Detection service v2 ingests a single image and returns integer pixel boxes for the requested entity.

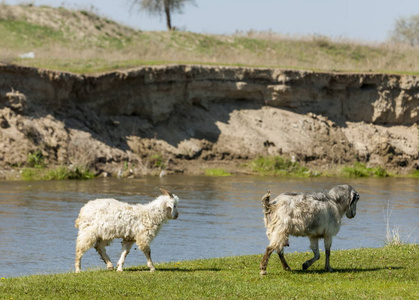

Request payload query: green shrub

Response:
[150,154,165,168]
[410,170,419,177]
[45,166,95,180]
[21,165,95,180]
[69,166,95,180]
[251,155,315,176]
[204,168,232,176]
[44,166,70,180]
[21,168,38,180]
[26,150,45,168]
[342,162,389,177]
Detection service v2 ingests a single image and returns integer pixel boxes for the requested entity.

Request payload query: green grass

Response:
[251,155,318,177]
[341,162,390,178]
[0,19,66,49]
[45,166,95,180]
[26,150,45,168]
[409,170,419,177]
[1,245,417,299]
[12,58,175,74]
[204,168,232,176]
[21,150,95,180]
[21,165,95,180]
[1,4,419,75]
[149,154,165,168]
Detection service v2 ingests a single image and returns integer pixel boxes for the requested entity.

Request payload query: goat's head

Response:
[329,185,360,218]
[345,186,360,219]
[160,188,179,219]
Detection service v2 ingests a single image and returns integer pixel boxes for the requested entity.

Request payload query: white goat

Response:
[75,188,179,273]
[260,184,359,275]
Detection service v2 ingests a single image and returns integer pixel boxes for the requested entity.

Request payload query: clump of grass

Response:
[21,165,95,180]
[341,162,389,177]
[410,170,419,177]
[22,150,46,179]
[21,167,38,180]
[384,202,402,247]
[44,166,95,180]
[251,155,316,176]
[204,168,232,176]
[149,154,164,168]
[384,201,417,247]
[26,150,45,168]
[22,148,95,180]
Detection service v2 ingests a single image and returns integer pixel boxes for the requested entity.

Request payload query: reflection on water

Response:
[0,176,418,277]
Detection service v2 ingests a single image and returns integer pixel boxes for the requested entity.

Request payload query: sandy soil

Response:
[0,64,418,179]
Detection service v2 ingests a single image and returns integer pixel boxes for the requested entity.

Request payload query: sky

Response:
[4,0,419,42]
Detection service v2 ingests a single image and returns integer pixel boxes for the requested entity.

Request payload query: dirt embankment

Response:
[0,63,418,177]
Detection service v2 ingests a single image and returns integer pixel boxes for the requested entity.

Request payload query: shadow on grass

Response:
[124,266,222,272]
[292,266,403,274]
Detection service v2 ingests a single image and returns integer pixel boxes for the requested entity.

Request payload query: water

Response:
[0,176,418,278]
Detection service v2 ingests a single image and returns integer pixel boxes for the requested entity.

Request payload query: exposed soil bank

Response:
[0,63,418,178]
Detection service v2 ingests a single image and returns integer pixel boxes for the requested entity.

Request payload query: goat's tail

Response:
[75,217,81,228]
[261,190,271,213]
[261,190,271,227]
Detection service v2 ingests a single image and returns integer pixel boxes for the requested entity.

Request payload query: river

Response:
[0,176,418,277]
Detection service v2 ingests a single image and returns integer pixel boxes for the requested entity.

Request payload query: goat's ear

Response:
[160,188,174,198]
[349,189,359,206]
[166,201,174,210]
[166,201,176,218]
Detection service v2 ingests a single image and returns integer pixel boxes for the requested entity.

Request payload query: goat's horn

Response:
[159,188,174,198]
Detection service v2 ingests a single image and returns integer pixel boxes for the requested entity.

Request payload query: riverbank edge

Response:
[1,64,418,179]
[1,157,418,181]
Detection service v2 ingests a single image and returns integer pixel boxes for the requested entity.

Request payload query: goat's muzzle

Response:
[346,211,356,219]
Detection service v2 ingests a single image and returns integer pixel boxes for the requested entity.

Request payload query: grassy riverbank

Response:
[1,245,417,299]
[1,4,418,74]
[8,156,419,181]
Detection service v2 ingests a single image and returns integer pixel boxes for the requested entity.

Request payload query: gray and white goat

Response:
[75,188,179,273]
[260,184,359,275]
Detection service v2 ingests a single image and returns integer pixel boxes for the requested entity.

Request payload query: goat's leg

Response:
[75,246,87,273]
[324,236,334,272]
[277,234,291,270]
[302,237,320,270]
[116,240,135,272]
[94,240,114,270]
[277,248,291,271]
[260,246,275,275]
[75,232,97,273]
[141,245,156,272]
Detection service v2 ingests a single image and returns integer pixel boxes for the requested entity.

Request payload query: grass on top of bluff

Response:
[1,4,418,74]
[0,245,417,299]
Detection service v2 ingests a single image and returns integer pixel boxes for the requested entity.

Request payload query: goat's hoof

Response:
[325,267,334,272]
[260,270,267,276]
[149,268,156,273]
[75,269,81,273]
[107,266,114,270]
[116,268,123,272]
[283,266,291,271]
[302,263,309,270]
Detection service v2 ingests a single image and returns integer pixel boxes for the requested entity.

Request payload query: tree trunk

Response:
[164,1,172,31]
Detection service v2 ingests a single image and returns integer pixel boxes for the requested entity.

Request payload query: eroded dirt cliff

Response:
[0,63,418,177]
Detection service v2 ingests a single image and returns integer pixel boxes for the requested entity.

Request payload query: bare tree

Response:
[130,0,195,31]
[390,14,419,46]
